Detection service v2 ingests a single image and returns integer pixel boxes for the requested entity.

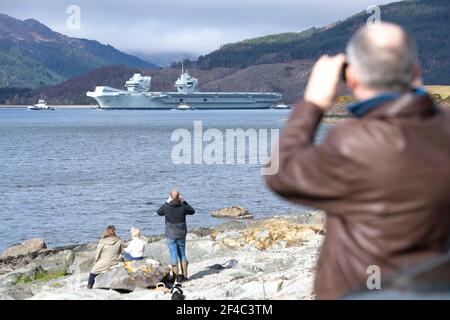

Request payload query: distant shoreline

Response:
[0,104,351,123]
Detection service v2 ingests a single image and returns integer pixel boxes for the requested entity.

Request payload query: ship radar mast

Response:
[175,61,198,93]
[125,73,151,92]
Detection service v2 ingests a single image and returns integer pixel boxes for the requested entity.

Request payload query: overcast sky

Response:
[2,0,394,58]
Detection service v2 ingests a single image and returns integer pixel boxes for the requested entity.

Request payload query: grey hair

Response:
[346,26,417,92]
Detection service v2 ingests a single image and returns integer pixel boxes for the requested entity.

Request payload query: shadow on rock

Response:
[190,259,238,281]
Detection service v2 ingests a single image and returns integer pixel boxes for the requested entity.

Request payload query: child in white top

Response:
[123,227,145,261]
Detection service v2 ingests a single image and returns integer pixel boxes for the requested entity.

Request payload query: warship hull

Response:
[87,87,281,109]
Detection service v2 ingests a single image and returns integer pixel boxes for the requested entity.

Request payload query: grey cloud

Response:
[1,0,394,57]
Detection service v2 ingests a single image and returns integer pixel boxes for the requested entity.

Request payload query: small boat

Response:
[27,99,55,110]
[176,103,193,110]
[272,103,290,110]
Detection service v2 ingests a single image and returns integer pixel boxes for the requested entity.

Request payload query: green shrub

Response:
[14,270,66,285]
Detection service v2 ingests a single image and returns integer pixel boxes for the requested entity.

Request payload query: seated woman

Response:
[87,225,124,289]
[123,227,145,261]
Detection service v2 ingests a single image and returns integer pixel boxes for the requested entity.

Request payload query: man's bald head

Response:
[170,190,180,201]
[364,23,406,48]
[346,22,418,92]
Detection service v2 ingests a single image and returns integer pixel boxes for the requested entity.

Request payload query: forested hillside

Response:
[0,14,156,88]
[196,0,450,84]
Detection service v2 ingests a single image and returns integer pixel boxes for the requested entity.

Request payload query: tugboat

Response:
[272,103,290,110]
[176,103,193,110]
[27,99,55,110]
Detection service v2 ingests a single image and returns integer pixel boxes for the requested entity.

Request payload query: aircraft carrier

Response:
[86,67,282,109]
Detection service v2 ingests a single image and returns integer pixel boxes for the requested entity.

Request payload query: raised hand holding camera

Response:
[304,53,346,110]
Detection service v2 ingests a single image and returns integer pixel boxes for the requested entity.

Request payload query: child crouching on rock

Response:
[87,225,124,289]
[123,227,145,261]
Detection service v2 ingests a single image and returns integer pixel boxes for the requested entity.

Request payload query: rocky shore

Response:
[0,211,324,300]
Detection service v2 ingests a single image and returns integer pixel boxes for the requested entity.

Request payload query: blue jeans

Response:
[123,252,144,261]
[167,238,187,265]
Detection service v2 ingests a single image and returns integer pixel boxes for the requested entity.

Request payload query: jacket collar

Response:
[169,200,182,207]
[347,88,437,119]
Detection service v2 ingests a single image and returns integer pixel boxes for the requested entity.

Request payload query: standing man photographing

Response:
[157,190,195,282]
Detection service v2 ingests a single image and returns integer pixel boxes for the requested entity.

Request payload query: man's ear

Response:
[345,65,358,91]
[411,63,422,88]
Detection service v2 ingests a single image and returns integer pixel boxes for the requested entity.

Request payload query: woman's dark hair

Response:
[102,225,117,239]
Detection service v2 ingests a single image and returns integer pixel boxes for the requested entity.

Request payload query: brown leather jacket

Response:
[265,93,450,299]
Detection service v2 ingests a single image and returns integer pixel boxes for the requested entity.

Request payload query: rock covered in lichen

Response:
[212,218,324,250]
[212,206,253,219]
[94,260,170,292]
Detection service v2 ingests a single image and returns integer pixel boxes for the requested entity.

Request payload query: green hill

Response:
[0,14,157,89]
[196,0,450,85]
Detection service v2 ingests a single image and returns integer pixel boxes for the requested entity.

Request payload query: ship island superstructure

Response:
[86,66,282,109]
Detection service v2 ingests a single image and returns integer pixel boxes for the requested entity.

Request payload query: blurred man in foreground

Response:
[266,22,450,299]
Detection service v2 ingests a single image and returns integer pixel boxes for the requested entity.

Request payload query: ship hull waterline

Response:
[87,90,282,110]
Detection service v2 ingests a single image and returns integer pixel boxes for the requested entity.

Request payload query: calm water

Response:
[0,108,330,251]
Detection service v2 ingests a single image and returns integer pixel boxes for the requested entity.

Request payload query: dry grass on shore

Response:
[424,85,450,99]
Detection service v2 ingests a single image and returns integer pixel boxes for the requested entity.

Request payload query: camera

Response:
[341,62,349,83]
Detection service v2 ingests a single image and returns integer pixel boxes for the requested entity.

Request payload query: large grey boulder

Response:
[0,264,45,287]
[0,264,14,275]
[0,246,76,276]
[94,267,135,292]
[212,206,253,219]
[1,284,36,300]
[38,250,74,275]
[94,260,170,292]
[143,241,170,265]
[68,255,95,275]
[143,234,212,261]
[187,238,228,262]
[1,239,47,258]
[144,236,230,264]
[68,249,96,275]
[132,265,170,289]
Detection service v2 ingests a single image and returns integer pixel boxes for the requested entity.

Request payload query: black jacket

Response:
[157,200,195,239]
